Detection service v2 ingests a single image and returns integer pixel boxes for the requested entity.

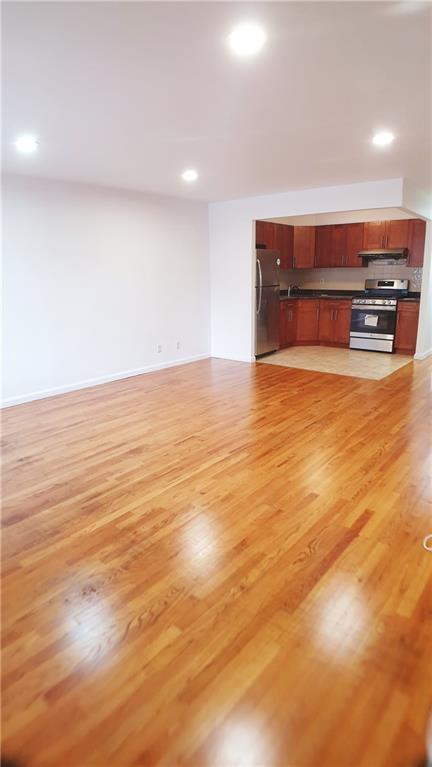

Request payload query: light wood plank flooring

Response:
[2,357,431,767]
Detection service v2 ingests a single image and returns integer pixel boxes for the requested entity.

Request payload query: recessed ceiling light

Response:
[228,23,267,57]
[14,135,39,154]
[372,131,395,147]
[182,169,198,182]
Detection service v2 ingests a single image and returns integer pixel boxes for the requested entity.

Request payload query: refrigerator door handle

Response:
[256,258,263,314]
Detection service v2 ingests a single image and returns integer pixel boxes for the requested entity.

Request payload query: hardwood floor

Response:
[2,357,431,767]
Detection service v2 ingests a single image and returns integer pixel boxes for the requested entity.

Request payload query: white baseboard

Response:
[414,349,432,360]
[1,353,210,408]
[211,353,254,363]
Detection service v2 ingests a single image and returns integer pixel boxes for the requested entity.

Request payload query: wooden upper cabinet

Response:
[331,225,347,267]
[315,226,332,268]
[385,219,410,249]
[315,223,365,268]
[256,221,294,269]
[279,225,294,269]
[293,226,316,269]
[363,219,411,250]
[394,302,420,354]
[256,221,276,249]
[363,221,386,250]
[407,219,426,267]
[345,223,365,267]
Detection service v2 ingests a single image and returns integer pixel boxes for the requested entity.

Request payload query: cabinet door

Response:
[296,300,319,341]
[331,225,347,267]
[363,221,386,249]
[279,224,294,269]
[279,302,288,348]
[293,227,316,269]
[318,302,333,341]
[284,301,297,346]
[333,302,352,344]
[394,303,420,353]
[256,221,276,249]
[385,219,409,249]
[407,219,426,267]
[315,226,332,268]
[345,223,365,267]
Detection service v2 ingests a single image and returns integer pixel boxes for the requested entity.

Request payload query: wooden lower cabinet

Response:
[318,300,351,345]
[394,302,420,354]
[279,300,297,348]
[296,300,319,342]
[281,298,420,353]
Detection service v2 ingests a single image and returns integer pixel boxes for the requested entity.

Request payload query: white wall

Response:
[209,178,407,362]
[267,206,413,227]
[414,220,432,359]
[2,175,210,405]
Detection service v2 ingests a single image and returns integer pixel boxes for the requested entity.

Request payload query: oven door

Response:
[350,305,397,339]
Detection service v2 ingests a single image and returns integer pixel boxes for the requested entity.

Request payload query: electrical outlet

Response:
[176,341,180,350]
[157,344,162,353]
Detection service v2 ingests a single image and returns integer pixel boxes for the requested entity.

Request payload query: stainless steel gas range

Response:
[349,279,409,353]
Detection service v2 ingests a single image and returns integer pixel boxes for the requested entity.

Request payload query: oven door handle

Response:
[352,305,396,312]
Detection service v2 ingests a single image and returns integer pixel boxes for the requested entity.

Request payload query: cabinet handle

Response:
[293,257,296,268]
[316,308,319,321]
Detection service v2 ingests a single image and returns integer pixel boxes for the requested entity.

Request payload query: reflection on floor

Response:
[257,345,413,380]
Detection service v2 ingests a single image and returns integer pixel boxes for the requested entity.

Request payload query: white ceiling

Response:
[2,1,431,203]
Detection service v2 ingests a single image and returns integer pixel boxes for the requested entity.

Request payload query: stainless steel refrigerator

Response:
[255,250,280,357]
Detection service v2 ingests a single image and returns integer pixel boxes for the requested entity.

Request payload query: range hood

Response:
[358,248,408,260]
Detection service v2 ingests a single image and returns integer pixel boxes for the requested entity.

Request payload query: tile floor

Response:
[257,346,414,380]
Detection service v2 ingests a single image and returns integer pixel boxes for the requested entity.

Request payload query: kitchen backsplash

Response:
[280,264,423,292]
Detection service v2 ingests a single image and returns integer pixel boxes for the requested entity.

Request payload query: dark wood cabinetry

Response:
[282,297,421,353]
[385,219,410,249]
[344,223,365,268]
[315,226,332,268]
[256,221,276,250]
[296,300,319,342]
[293,227,316,269]
[279,300,297,348]
[314,223,365,268]
[318,300,351,345]
[363,221,385,250]
[364,219,411,250]
[259,217,425,271]
[255,221,293,269]
[331,225,346,267]
[394,302,420,354]
[279,225,294,269]
[407,219,426,267]
[363,218,425,266]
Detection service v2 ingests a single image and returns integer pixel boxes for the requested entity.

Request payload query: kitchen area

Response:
[255,212,425,376]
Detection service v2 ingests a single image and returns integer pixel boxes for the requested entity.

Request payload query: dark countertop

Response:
[280,289,421,302]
